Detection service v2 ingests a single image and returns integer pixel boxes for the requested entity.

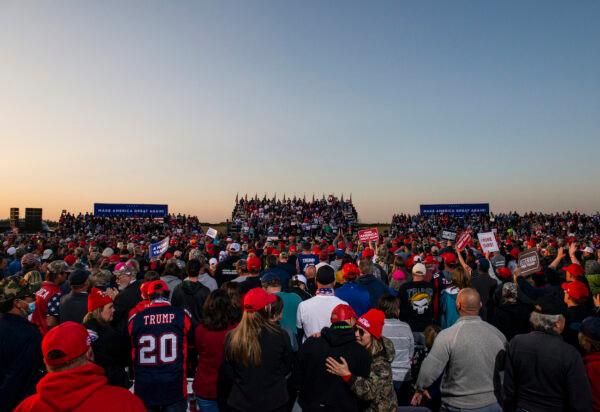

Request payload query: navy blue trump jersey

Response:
[129,299,192,407]
[297,253,319,273]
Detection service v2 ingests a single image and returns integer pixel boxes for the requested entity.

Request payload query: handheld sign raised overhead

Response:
[358,228,379,243]
[149,237,170,260]
[441,230,457,241]
[477,232,500,253]
[518,249,541,276]
[455,231,472,250]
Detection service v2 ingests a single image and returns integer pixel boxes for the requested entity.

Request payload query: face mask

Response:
[27,302,36,315]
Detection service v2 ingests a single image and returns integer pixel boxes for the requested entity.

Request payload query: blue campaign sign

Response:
[93,203,168,218]
[149,237,170,260]
[420,203,490,216]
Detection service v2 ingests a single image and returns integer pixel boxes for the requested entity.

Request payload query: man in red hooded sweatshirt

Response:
[15,321,145,412]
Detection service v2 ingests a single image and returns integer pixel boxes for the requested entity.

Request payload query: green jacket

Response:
[349,336,398,412]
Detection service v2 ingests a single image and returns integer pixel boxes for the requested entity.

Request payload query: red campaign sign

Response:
[358,228,379,243]
[455,231,472,249]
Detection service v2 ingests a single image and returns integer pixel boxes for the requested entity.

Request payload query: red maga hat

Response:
[243,287,276,312]
[42,322,91,367]
[562,263,585,277]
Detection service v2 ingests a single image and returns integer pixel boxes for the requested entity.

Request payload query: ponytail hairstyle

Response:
[226,304,278,367]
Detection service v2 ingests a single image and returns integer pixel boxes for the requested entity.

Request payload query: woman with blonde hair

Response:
[223,287,292,412]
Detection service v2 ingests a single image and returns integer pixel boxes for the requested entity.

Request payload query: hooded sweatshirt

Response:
[295,322,371,412]
[15,363,145,412]
[171,279,210,326]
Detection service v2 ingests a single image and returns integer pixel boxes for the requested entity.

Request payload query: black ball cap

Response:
[69,270,90,287]
[316,265,335,285]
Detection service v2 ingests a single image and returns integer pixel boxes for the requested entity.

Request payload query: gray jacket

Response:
[381,319,414,382]
[416,315,506,409]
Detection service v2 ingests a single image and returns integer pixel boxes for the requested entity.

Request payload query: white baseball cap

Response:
[583,246,594,254]
[42,249,54,260]
[7,247,17,256]
[209,258,218,266]
[292,274,308,286]
[412,263,427,276]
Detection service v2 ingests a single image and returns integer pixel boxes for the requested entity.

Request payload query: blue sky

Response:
[1,1,599,222]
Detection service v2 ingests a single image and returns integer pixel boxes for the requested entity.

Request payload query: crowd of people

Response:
[1,209,600,412]
[230,195,358,239]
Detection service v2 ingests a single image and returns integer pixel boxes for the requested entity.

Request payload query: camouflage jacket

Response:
[350,336,398,412]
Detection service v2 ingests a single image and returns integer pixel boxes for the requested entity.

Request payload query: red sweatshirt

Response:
[584,352,600,412]
[193,323,236,399]
[15,363,146,412]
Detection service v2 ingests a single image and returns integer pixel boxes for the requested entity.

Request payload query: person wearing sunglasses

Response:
[325,308,398,412]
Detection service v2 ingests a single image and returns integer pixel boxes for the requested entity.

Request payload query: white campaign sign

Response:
[441,230,457,241]
[206,228,218,239]
[477,232,499,253]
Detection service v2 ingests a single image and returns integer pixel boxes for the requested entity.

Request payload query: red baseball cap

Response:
[496,267,512,280]
[42,322,91,367]
[342,263,360,279]
[146,279,169,296]
[243,287,276,312]
[362,248,375,259]
[330,304,357,323]
[87,288,113,312]
[289,245,297,253]
[562,263,585,277]
[319,250,329,261]
[442,252,456,265]
[562,281,590,300]
[326,245,335,254]
[247,256,262,271]
[424,255,437,265]
[337,241,346,250]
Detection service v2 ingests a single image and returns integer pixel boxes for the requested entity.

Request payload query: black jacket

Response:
[294,322,371,412]
[356,274,391,308]
[470,272,497,321]
[504,331,592,412]
[0,313,44,412]
[290,286,312,301]
[171,280,210,327]
[491,302,532,341]
[238,277,262,296]
[60,291,88,324]
[111,280,142,335]
[564,304,593,350]
[223,326,292,412]
[83,317,131,388]
[216,255,241,286]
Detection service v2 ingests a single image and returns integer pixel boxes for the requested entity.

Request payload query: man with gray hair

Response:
[503,294,592,412]
[412,288,506,411]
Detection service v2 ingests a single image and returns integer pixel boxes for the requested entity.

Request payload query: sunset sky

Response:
[1,1,599,223]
